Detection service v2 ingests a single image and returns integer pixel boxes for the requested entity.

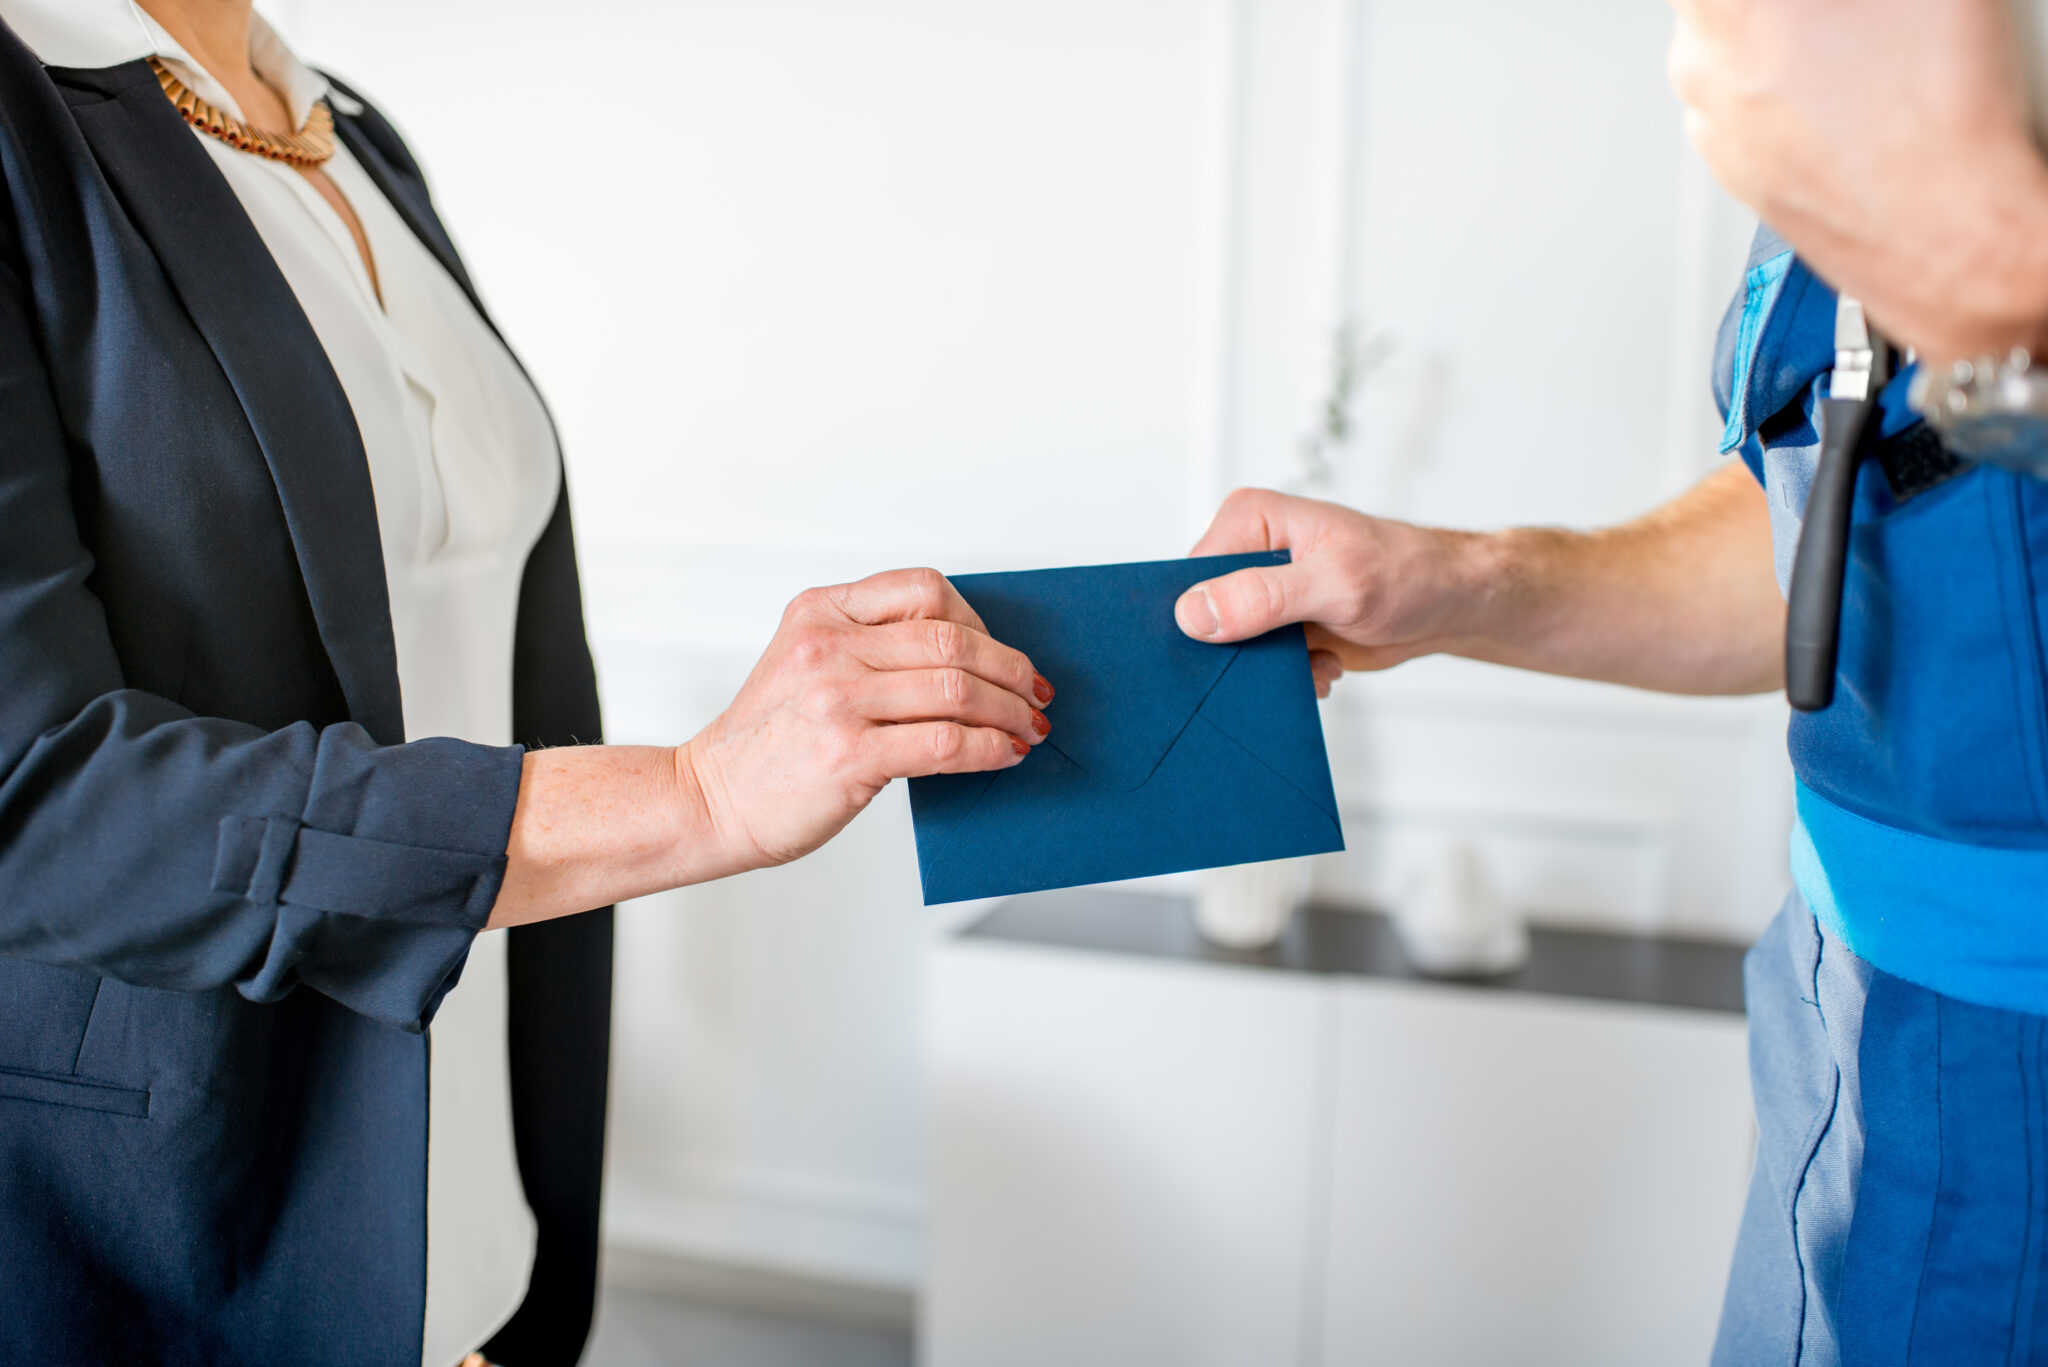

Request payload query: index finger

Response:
[1189,487,1289,558]
[827,567,990,636]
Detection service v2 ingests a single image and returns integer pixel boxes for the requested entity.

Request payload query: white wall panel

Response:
[290,0,1225,572]
[281,0,1786,1296]
[286,0,1245,1291]
[1335,0,1745,526]
[1317,657,1794,938]
[1210,0,1787,943]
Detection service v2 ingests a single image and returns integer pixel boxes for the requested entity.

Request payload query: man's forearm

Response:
[1437,463,1784,695]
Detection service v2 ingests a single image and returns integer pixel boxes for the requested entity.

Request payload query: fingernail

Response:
[1011,737,1030,758]
[1030,707,1050,737]
[1032,673,1055,705]
[1176,586,1220,638]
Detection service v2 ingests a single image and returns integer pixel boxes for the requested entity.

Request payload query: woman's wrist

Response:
[490,743,723,930]
[663,737,763,888]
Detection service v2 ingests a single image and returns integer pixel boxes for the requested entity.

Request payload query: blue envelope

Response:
[908,552,1345,905]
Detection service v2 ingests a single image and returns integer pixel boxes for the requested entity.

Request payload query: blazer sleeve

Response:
[0,251,522,1034]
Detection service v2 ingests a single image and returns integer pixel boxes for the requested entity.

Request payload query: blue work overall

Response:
[1711,227,2048,1365]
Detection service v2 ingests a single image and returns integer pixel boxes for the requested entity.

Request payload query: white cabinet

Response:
[926,938,1327,1367]
[1322,985,1752,1364]
[926,893,1752,1367]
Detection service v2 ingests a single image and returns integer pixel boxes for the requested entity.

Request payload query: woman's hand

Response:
[1173,489,1493,697]
[489,568,1051,929]
[680,567,1053,872]
[1666,0,2048,364]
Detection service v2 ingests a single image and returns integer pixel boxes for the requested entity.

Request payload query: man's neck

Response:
[134,0,257,88]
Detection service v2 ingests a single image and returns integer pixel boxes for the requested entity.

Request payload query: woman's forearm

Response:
[486,568,1056,930]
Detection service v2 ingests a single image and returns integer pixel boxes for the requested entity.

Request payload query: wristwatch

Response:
[1910,348,2048,478]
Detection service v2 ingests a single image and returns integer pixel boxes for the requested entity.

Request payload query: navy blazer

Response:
[0,24,611,1367]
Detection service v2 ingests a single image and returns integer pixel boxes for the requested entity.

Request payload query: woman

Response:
[0,3,1054,1364]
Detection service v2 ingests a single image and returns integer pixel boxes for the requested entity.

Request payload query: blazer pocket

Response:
[0,1064,149,1118]
[0,957,100,1075]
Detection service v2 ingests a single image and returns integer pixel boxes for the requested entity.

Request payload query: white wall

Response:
[279,0,1778,1296]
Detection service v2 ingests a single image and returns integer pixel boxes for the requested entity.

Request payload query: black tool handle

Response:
[1784,395,1876,712]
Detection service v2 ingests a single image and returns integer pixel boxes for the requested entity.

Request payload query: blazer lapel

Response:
[327,89,562,437]
[59,62,407,745]
[324,95,483,322]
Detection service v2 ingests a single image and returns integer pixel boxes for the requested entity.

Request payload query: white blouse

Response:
[0,5,560,1365]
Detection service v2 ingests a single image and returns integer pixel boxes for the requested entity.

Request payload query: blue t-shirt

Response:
[1717,227,2048,1013]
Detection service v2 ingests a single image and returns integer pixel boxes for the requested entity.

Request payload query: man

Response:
[1177,1,2048,1360]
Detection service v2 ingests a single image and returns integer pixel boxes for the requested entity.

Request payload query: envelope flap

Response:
[1196,622,1340,823]
[948,552,1287,794]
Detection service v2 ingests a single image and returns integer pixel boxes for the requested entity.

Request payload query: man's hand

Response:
[1668,0,2048,364]
[1175,489,1497,697]
[1178,471,1785,698]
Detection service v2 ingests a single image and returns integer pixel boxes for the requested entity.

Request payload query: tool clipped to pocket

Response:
[1785,296,1892,713]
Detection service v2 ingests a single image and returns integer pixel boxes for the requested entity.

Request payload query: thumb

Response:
[1175,561,1330,644]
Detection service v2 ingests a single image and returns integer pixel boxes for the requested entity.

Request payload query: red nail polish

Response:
[1033,673,1054,705]
[1030,708,1050,737]
[1011,737,1030,757]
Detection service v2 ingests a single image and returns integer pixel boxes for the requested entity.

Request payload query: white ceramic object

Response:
[1195,858,1310,951]
[1390,843,1528,977]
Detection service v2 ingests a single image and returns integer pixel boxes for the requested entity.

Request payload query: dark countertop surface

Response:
[959,888,1749,1015]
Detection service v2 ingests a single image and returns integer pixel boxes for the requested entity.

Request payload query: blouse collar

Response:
[0,1,354,127]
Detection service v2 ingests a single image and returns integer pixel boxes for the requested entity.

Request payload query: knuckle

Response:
[1325,548,1373,623]
[1255,571,1290,622]
[1216,571,1276,630]
[787,628,835,672]
[926,724,964,764]
[926,617,967,663]
[934,667,970,707]
[818,729,861,773]
[1334,577,1373,628]
[804,679,850,717]
[1668,57,1704,107]
[1008,652,1036,693]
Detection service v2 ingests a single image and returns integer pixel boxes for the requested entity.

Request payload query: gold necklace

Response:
[148,56,335,169]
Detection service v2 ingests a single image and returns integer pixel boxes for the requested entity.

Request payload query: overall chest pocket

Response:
[1785,465,2048,842]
